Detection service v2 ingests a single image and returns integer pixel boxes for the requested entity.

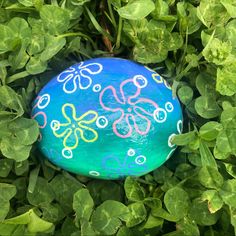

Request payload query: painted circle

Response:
[165,102,174,112]
[62,148,73,159]
[153,108,167,123]
[135,155,146,165]
[133,75,148,88]
[50,120,60,131]
[38,94,50,109]
[127,148,135,157]
[89,170,100,176]
[168,133,176,148]
[93,84,101,92]
[177,120,183,134]
[164,80,172,89]
[96,116,108,128]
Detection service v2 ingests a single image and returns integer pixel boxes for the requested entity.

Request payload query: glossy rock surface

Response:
[31,58,183,179]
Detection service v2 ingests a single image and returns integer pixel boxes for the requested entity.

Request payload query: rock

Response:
[31,58,182,179]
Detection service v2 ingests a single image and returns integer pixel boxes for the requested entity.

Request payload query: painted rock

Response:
[31,58,182,179]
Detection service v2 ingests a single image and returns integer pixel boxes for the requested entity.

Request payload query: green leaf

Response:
[0,159,13,177]
[198,166,223,189]
[220,179,236,208]
[91,200,130,235]
[197,0,230,27]
[216,107,236,157]
[0,183,17,220]
[195,96,222,119]
[0,25,15,54]
[199,122,223,141]
[14,160,29,176]
[87,180,123,204]
[202,37,233,65]
[164,187,190,221]
[0,139,32,161]
[40,5,70,35]
[202,190,223,213]
[26,55,48,75]
[40,36,66,61]
[176,217,200,236]
[217,63,236,96]
[117,0,155,20]
[221,0,236,18]
[199,140,217,169]
[177,2,201,34]
[27,177,55,206]
[124,177,146,202]
[3,209,53,233]
[226,19,236,48]
[126,202,147,227]
[0,86,24,116]
[195,72,216,96]
[172,131,197,146]
[50,174,83,214]
[73,189,94,221]
[7,17,31,47]
[141,213,163,229]
[177,85,193,105]
[189,198,219,226]
[0,118,39,161]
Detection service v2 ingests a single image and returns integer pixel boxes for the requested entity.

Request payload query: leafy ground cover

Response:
[0,0,236,235]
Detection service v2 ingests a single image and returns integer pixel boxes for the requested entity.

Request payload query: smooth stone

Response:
[31,57,183,179]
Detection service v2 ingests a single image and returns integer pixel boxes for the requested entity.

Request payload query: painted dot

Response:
[96,116,108,128]
[166,149,175,160]
[127,148,135,157]
[168,133,176,148]
[127,107,132,112]
[50,120,60,131]
[153,108,167,123]
[164,80,172,90]
[38,94,50,109]
[133,75,148,88]
[89,170,100,176]
[135,155,146,165]
[153,74,163,83]
[165,102,174,112]
[62,148,73,159]
[93,84,101,92]
[177,120,183,134]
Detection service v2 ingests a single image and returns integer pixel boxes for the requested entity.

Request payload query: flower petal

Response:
[99,85,125,111]
[77,110,98,124]
[63,74,80,94]
[62,103,77,123]
[57,67,75,82]
[77,124,98,142]
[63,128,79,150]
[131,98,158,116]
[79,62,103,74]
[78,74,92,89]
[113,112,132,138]
[130,108,151,135]
[120,79,140,103]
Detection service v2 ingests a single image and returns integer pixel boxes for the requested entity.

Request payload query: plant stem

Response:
[58,32,96,49]
[7,71,30,84]
[116,17,122,49]
[107,0,117,29]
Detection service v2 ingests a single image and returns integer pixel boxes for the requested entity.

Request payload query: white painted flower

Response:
[57,62,103,93]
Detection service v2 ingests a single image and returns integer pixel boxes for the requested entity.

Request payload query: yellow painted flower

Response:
[51,103,98,149]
